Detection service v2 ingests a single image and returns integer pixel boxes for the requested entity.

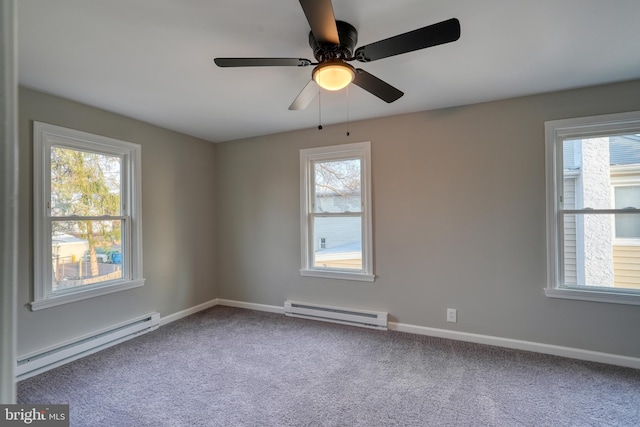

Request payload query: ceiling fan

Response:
[214,0,460,110]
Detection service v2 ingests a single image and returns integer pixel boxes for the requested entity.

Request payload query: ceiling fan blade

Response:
[354,18,460,62]
[298,0,340,45]
[352,69,403,103]
[289,80,319,110]
[214,58,312,67]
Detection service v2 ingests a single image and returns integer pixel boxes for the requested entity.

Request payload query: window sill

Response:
[544,287,640,306]
[300,269,375,282]
[30,278,145,311]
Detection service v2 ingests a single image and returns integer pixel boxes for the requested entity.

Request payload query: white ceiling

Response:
[17,0,640,143]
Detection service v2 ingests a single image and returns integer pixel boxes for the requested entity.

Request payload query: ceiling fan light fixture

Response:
[312,62,355,91]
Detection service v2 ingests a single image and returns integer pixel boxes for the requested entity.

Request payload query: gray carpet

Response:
[18,306,640,426]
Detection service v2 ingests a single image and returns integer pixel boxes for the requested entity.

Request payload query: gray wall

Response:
[216,79,640,358]
[17,87,217,356]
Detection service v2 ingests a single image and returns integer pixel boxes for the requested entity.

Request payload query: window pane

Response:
[615,213,640,239]
[314,159,361,213]
[313,216,362,270]
[51,146,121,217]
[615,186,640,209]
[563,138,612,210]
[562,134,640,210]
[614,186,640,238]
[52,220,123,291]
[562,213,640,290]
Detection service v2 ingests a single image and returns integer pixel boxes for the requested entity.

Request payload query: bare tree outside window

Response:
[314,159,361,204]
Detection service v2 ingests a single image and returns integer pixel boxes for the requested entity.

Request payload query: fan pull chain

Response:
[346,85,350,136]
[317,89,323,130]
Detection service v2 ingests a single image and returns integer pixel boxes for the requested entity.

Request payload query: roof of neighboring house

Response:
[52,233,87,245]
[610,134,640,165]
[564,134,640,169]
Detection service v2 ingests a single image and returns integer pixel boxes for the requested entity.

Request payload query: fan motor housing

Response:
[309,20,358,62]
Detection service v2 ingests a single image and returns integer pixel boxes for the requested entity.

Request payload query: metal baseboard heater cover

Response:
[16,312,160,380]
[284,300,387,330]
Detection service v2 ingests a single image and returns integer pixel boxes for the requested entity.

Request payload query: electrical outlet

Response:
[446,308,457,323]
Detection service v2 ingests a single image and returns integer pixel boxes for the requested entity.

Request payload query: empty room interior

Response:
[3,0,640,425]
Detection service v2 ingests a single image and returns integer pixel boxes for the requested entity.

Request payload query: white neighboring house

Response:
[313,192,362,269]
[51,233,88,264]
[563,135,640,289]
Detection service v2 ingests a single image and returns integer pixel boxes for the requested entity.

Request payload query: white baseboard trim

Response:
[216,298,285,314]
[19,298,637,381]
[388,322,640,370]
[210,299,640,370]
[159,298,219,326]
[159,298,283,327]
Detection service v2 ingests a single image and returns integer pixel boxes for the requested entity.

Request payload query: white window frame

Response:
[32,122,144,310]
[300,142,374,282]
[545,111,640,305]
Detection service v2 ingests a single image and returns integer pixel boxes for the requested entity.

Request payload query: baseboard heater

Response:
[16,312,160,381]
[284,300,387,330]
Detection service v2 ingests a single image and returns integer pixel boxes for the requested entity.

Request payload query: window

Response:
[612,178,640,242]
[545,111,640,305]
[300,142,374,281]
[32,122,144,310]
[319,237,327,249]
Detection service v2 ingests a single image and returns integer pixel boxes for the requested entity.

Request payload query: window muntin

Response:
[546,112,640,304]
[300,142,374,281]
[33,122,144,310]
